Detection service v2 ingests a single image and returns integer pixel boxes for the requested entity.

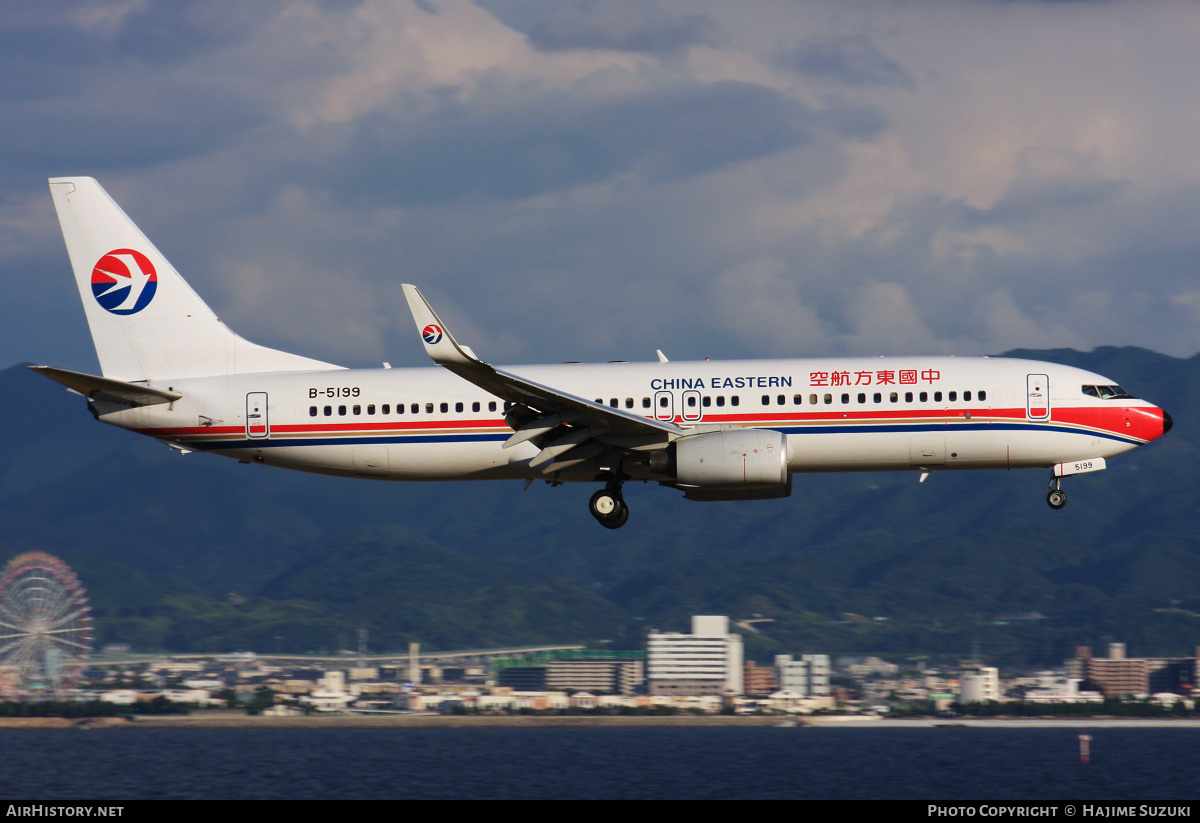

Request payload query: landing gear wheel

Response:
[589,488,629,528]
[590,489,618,517]
[1047,489,1067,510]
[601,502,629,530]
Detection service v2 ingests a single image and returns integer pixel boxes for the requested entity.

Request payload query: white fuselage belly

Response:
[105,356,1157,482]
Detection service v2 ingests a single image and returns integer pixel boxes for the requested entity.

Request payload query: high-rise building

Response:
[775,653,831,697]
[647,616,743,695]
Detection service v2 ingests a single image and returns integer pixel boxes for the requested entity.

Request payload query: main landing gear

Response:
[589,482,629,529]
[1047,474,1068,510]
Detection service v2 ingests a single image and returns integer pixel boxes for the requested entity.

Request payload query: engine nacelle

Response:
[673,429,789,490]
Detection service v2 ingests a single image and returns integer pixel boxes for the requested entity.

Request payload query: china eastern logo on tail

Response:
[422,324,443,345]
[91,249,157,314]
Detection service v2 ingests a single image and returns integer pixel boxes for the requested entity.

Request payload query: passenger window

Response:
[425,403,433,414]
[979,390,986,402]
[610,398,618,408]
[934,392,942,402]
[731,396,740,406]
[809,394,817,405]
[489,401,497,412]
[455,402,464,413]
[858,393,866,404]
[702,396,711,407]
[889,393,898,403]
[659,396,668,407]
[963,391,971,402]
[440,402,449,414]
[794,394,803,405]
[367,404,375,415]
[503,401,512,411]
[687,395,697,407]
[472,401,480,412]
[949,392,957,402]
[625,398,634,409]
[873,393,881,404]
[762,395,770,406]
[412,403,419,414]
[353,405,361,415]
[309,406,317,417]
[824,394,832,405]
[904,392,912,403]
[841,393,849,404]
[324,406,332,416]
[642,397,651,409]
[716,396,725,407]
[383,404,391,414]
[338,405,347,416]
[919,392,927,402]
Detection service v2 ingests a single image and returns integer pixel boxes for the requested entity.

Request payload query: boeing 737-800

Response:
[33,177,1171,528]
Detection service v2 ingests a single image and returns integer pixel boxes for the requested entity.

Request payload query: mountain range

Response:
[2,346,1197,666]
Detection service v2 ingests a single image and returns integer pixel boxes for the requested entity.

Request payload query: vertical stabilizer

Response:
[49,177,342,381]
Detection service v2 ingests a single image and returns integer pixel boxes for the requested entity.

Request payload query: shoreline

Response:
[5,712,1200,729]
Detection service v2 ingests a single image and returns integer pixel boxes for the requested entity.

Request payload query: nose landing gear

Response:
[589,483,629,529]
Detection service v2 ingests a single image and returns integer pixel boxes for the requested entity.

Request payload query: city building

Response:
[492,651,645,695]
[958,664,1001,704]
[1067,642,1200,697]
[837,656,899,678]
[647,615,743,696]
[743,661,778,696]
[775,654,831,697]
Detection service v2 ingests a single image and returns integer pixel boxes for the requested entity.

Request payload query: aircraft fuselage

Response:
[100,356,1167,484]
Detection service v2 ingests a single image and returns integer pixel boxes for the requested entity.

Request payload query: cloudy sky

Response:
[4,0,1198,375]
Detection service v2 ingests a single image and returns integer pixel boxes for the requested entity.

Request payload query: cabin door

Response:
[246,392,270,439]
[1026,374,1050,420]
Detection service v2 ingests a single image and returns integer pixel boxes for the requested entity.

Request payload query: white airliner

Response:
[34,177,1171,528]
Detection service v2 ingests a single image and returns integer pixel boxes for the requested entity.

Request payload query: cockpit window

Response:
[1083,384,1136,399]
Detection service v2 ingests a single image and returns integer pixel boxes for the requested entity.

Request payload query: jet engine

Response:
[657,428,791,500]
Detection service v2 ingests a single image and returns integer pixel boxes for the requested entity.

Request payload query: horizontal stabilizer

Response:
[29,365,181,407]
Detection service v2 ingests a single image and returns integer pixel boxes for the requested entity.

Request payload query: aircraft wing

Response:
[29,365,182,406]
[401,286,681,469]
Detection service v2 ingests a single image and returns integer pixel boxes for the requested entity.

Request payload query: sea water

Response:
[0,727,1195,800]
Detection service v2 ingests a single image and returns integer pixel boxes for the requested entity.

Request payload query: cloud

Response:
[482,0,718,54]
[3,0,1200,374]
[312,79,818,205]
[779,35,914,88]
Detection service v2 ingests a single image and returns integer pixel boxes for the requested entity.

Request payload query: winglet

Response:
[401,285,478,367]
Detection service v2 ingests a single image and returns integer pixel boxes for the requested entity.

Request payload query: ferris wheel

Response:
[0,552,92,700]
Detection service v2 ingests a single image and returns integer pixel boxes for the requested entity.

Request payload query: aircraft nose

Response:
[1163,409,1173,436]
